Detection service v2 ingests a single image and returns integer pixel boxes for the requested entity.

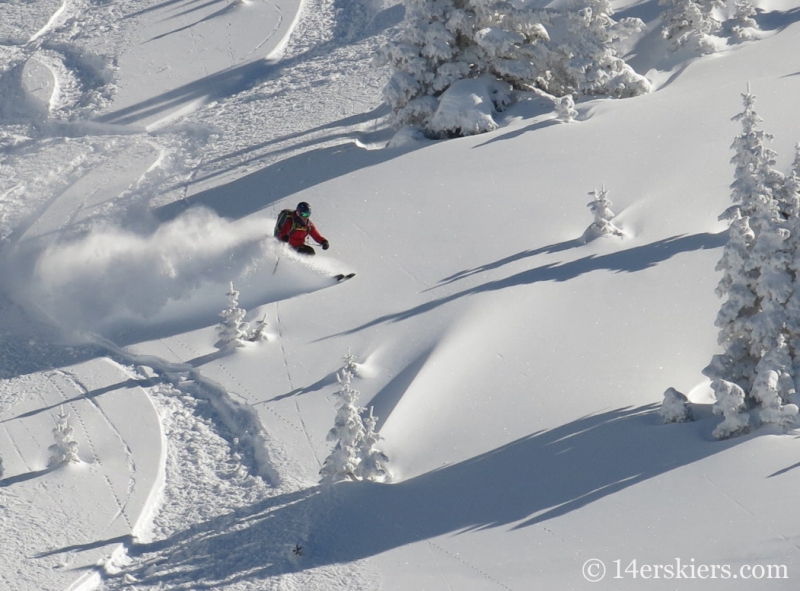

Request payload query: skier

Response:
[275,202,330,256]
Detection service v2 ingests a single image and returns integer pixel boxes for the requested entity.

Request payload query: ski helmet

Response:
[296,202,311,217]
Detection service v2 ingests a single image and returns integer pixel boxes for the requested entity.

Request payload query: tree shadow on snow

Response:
[146,0,240,43]
[0,378,148,423]
[340,232,727,336]
[755,6,800,31]
[429,238,585,290]
[474,116,560,148]
[152,138,408,224]
[258,371,340,403]
[103,404,736,588]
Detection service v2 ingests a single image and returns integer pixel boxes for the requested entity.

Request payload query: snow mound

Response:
[427,77,511,138]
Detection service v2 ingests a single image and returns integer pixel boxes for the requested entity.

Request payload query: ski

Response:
[333,273,356,282]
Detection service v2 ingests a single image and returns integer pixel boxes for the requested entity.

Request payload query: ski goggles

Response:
[298,210,311,218]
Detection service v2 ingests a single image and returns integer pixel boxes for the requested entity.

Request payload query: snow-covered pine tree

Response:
[711,379,751,439]
[547,0,649,98]
[750,338,798,429]
[658,0,723,53]
[0,454,4,479]
[320,370,366,483]
[355,406,391,482]
[583,185,623,241]
[785,144,800,208]
[705,89,788,396]
[48,408,80,466]
[782,146,800,371]
[729,87,786,220]
[217,282,250,349]
[705,212,759,390]
[747,218,793,356]
[660,387,693,423]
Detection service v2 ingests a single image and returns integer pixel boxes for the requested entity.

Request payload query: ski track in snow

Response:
[54,368,140,535]
[275,300,325,470]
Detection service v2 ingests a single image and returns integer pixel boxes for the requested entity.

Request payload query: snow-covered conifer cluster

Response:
[320,354,390,483]
[705,88,800,438]
[216,283,269,349]
[658,0,761,53]
[377,0,648,134]
[48,408,80,466]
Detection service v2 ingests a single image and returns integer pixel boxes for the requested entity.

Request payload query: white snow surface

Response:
[2,0,800,589]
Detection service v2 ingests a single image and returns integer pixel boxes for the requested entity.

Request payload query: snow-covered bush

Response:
[711,379,751,440]
[582,185,623,241]
[660,387,693,423]
[48,408,80,466]
[247,315,269,342]
[555,94,578,122]
[216,282,250,349]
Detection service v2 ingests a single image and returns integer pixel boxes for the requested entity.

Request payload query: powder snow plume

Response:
[7,207,278,335]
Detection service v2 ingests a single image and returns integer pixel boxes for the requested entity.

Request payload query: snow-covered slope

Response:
[2,0,800,589]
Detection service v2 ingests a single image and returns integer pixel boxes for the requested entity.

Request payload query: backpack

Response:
[274,209,296,238]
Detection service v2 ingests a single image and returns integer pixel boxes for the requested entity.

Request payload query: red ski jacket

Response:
[277,214,327,249]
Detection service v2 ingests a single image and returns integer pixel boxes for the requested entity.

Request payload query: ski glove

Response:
[280,234,289,242]
[321,240,330,250]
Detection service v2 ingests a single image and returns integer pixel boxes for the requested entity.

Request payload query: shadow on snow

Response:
[96,0,402,127]
[338,232,727,336]
[153,135,402,224]
[97,404,736,588]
